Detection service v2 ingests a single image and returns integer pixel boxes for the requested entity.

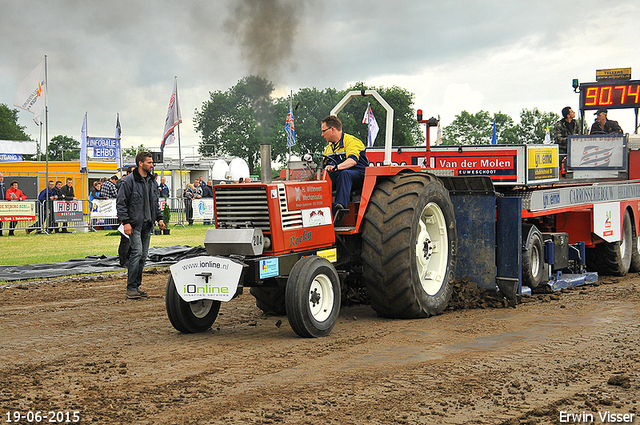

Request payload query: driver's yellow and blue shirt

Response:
[322,132,369,171]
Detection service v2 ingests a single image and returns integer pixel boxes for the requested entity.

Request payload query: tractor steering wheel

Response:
[323,155,339,170]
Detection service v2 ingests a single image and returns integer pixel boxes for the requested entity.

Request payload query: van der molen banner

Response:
[86,137,119,158]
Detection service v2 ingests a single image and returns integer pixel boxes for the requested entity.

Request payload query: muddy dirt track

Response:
[1,270,639,425]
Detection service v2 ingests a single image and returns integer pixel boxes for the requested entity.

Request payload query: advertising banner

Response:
[90,199,117,219]
[86,137,120,158]
[0,154,23,162]
[0,201,36,221]
[568,135,626,170]
[54,200,83,222]
[193,199,214,220]
[526,145,559,183]
[366,145,526,185]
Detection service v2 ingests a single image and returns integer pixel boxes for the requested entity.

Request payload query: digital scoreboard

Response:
[579,80,640,110]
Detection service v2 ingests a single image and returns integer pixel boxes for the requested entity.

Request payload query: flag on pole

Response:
[115,113,122,169]
[543,125,551,144]
[491,119,497,145]
[436,115,442,146]
[285,95,296,148]
[80,112,88,172]
[362,102,380,147]
[161,78,182,152]
[14,58,47,125]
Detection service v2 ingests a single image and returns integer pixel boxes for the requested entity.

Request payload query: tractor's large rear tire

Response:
[285,256,341,338]
[250,287,286,316]
[165,275,221,333]
[361,172,457,319]
[586,209,633,276]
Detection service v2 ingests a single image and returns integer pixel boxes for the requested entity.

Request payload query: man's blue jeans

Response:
[328,168,364,208]
[127,222,153,291]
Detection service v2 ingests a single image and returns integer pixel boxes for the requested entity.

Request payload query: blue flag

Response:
[285,97,296,148]
[491,119,497,145]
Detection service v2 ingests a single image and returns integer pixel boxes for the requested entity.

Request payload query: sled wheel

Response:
[285,256,340,338]
[630,216,640,273]
[165,275,221,333]
[587,209,633,276]
[362,172,457,318]
[250,286,286,315]
[522,224,544,288]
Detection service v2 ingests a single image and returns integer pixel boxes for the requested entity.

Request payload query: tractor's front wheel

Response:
[285,256,341,338]
[361,172,457,318]
[165,275,221,333]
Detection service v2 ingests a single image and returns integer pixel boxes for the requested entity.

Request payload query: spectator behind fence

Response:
[6,180,27,236]
[37,180,59,234]
[0,173,5,236]
[101,175,118,199]
[158,176,170,198]
[184,183,194,226]
[59,177,77,233]
[89,181,106,202]
[202,179,213,225]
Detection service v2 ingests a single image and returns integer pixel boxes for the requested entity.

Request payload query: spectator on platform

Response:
[6,180,27,236]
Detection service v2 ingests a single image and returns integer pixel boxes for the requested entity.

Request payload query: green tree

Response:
[515,108,561,144]
[122,144,148,158]
[343,82,423,147]
[442,111,516,145]
[48,135,80,161]
[194,77,424,172]
[0,104,31,141]
[271,84,422,165]
[271,87,343,162]
[194,76,277,174]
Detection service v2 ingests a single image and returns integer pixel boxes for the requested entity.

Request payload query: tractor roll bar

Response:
[330,90,394,166]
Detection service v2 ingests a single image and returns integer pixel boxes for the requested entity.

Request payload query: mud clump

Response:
[447,277,509,311]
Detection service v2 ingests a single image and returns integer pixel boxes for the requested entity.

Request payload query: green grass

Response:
[0,224,210,266]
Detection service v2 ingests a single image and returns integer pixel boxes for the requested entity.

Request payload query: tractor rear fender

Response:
[354,165,422,232]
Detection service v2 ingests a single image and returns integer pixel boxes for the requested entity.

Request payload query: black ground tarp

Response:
[0,245,207,283]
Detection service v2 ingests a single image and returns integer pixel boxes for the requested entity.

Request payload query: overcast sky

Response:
[2,0,640,156]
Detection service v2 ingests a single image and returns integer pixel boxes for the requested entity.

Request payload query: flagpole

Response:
[44,55,50,235]
[175,76,185,227]
[117,113,122,177]
[286,91,292,181]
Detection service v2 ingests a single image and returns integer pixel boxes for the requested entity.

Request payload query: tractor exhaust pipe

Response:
[260,144,272,183]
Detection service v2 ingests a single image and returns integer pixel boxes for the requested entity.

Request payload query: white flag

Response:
[14,58,46,125]
[161,78,182,152]
[544,125,551,144]
[362,102,379,147]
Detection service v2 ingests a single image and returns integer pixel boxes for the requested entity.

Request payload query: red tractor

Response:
[165,90,459,337]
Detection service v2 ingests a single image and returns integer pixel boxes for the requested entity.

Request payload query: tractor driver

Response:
[321,115,369,220]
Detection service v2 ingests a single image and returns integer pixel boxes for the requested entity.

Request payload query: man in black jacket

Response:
[591,108,623,135]
[117,151,165,299]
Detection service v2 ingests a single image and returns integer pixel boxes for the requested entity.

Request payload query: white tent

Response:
[0,140,37,154]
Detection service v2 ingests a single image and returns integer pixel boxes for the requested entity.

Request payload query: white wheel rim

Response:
[190,299,213,318]
[308,274,334,323]
[415,202,448,296]
[531,243,541,279]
